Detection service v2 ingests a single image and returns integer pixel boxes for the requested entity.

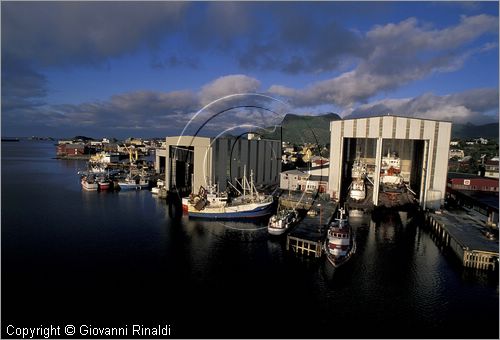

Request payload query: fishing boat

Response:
[151,179,165,195]
[351,153,367,180]
[380,151,405,193]
[186,169,274,219]
[349,178,366,201]
[268,209,298,235]
[349,153,367,201]
[324,207,356,268]
[118,175,149,190]
[81,175,98,191]
[97,176,111,191]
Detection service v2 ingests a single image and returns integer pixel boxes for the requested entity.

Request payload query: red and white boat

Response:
[97,177,111,191]
[324,208,356,268]
[380,151,405,193]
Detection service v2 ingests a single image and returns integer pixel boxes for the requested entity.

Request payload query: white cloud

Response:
[269,14,498,108]
[199,74,261,106]
[345,88,499,124]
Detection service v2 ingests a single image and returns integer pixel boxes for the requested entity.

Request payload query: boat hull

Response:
[188,200,273,219]
[268,226,287,235]
[324,237,356,268]
[118,183,148,190]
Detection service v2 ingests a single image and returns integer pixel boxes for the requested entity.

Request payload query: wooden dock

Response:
[426,210,499,271]
[282,195,337,258]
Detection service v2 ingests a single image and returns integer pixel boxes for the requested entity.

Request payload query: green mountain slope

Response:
[451,122,499,140]
[260,113,341,144]
[261,114,498,144]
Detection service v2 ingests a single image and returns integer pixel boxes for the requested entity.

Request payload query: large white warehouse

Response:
[329,115,452,209]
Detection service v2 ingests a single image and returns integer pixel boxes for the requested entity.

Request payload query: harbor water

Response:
[2,140,499,338]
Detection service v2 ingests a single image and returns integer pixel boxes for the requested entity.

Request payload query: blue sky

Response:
[2,1,498,139]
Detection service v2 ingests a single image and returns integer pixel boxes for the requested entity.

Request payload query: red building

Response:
[448,177,499,192]
[56,143,86,157]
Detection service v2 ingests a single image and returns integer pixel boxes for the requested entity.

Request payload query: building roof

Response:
[337,114,452,124]
[450,189,499,212]
[447,172,482,180]
[450,178,499,186]
[298,164,329,172]
[308,175,329,182]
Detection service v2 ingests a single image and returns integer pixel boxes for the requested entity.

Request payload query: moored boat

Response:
[97,176,111,191]
[81,175,98,191]
[118,175,149,190]
[349,178,366,201]
[351,154,367,180]
[324,207,356,268]
[151,179,165,195]
[380,151,405,193]
[268,209,298,235]
[186,170,274,219]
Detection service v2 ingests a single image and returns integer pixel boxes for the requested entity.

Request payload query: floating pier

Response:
[282,194,337,258]
[426,210,499,271]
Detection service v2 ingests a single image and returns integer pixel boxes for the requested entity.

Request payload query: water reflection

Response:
[2,141,498,339]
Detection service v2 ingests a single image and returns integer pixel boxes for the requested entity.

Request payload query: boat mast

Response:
[243,164,246,199]
[250,169,255,197]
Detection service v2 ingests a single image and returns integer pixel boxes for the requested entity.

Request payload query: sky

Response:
[1,1,499,139]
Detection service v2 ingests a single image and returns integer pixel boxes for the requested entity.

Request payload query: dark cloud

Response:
[269,14,498,107]
[1,57,47,112]
[1,74,286,138]
[345,88,499,124]
[1,2,188,67]
[236,7,368,74]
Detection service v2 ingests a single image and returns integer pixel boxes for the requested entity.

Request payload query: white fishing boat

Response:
[351,154,367,180]
[81,175,98,191]
[324,207,356,268]
[151,179,165,195]
[118,175,149,190]
[349,178,366,201]
[186,169,274,219]
[268,209,298,235]
[349,153,367,201]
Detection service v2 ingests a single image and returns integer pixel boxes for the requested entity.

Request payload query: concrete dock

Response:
[281,194,337,258]
[426,210,499,271]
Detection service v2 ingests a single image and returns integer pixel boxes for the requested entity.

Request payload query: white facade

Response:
[449,149,464,159]
[280,170,328,193]
[329,115,452,209]
[280,170,309,191]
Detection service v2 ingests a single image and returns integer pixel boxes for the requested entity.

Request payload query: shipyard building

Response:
[155,135,281,195]
[329,115,452,209]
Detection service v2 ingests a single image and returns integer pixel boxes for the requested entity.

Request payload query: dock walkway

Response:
[426,210,498,270]
[281,194,337,258]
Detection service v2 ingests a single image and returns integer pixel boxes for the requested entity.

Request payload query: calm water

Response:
[2,140,499,338]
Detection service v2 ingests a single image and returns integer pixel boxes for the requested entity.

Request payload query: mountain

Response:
[451,122,499,140]
[260,113,341,145]
[261,114,498,144]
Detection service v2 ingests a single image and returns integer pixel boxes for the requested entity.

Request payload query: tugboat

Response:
[268,209,299,235]
[324,207,356,268]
